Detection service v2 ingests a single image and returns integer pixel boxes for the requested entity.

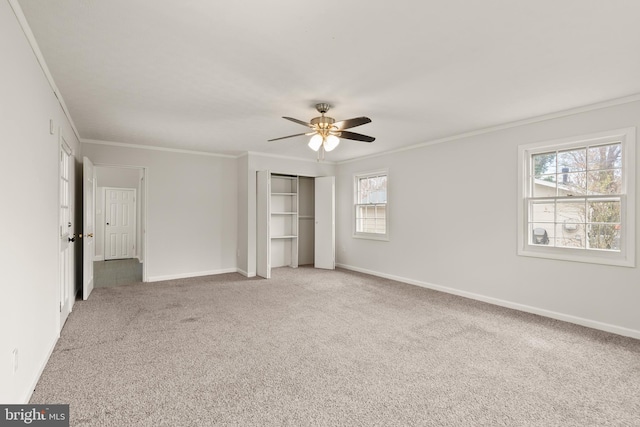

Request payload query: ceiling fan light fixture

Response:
[324,135,340,152]
[308,134,323,151]
[269,103,374,159]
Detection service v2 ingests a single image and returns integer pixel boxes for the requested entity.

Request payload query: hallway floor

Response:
[94,258,142,287]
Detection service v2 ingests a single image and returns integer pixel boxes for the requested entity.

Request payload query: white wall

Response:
[94,166,142,260]
[82,143,238,281]
[241,153,336,276]
[236,155,249,275]
[96,166,140,188]
[0,1,81,403]
[336,100,640,338]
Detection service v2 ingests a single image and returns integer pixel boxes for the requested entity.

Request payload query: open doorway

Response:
[93,165,146,287]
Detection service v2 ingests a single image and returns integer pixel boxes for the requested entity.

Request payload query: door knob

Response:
[87,233,94,238]
[68,236,75,242]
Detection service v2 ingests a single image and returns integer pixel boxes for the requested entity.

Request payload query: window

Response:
[518,128,635,267]
[354,170,389,240]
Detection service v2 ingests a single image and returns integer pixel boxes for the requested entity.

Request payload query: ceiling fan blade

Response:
[283,117,313,128]
[268,132,311,142]
[337,130,375,143]
[333,116,371,130]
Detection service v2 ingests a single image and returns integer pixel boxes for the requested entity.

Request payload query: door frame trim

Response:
[93,164,148,282]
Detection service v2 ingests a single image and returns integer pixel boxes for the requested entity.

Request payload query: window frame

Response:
[517,127,636,267]
[353,169,390,241]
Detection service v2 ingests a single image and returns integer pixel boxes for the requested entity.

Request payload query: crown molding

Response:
[81,138,239,158]
[10,0,639,169]
[337,93,640,165]
[8,0,82,143]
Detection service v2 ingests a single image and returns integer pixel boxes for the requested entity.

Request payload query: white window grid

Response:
[517,127,635,267]
[354,171,389,240]
[527,142,623,251]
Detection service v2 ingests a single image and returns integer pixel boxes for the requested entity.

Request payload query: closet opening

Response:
[257,171,334,279]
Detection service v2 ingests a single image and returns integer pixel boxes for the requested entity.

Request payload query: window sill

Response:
[353,233,390,242]
[518,245,635,267]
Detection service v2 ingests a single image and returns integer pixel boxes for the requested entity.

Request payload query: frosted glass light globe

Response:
[324,135,340,152]
[308,134,323,151]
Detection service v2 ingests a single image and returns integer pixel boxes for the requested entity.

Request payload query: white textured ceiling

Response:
[16,0,640,161]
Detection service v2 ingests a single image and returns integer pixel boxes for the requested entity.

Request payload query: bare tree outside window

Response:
[519,128,634,267]
[530,143,622,251]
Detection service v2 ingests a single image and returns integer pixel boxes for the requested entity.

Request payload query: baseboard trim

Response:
[236,268,257,278]
[93,255,104,262]
[22,334,58,403]
[336,263,640,340]
[147,268,238,282]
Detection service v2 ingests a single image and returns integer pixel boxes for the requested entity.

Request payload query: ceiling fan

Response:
[268,103,375,160]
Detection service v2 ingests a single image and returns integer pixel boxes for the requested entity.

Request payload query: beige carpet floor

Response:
[31,267,640,426]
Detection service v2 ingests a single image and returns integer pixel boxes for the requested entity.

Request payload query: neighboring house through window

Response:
[354,170,389,240]
[518,128,636,267]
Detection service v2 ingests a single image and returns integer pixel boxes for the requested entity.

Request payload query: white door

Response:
[59,138,73,329]
[83,157,96,300]
[256,171,270,278]
[315,176,335,270]
[104,188,136,260]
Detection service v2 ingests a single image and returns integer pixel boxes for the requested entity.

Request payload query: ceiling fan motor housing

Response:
[312,103,336,132]
[315,103,331,114]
